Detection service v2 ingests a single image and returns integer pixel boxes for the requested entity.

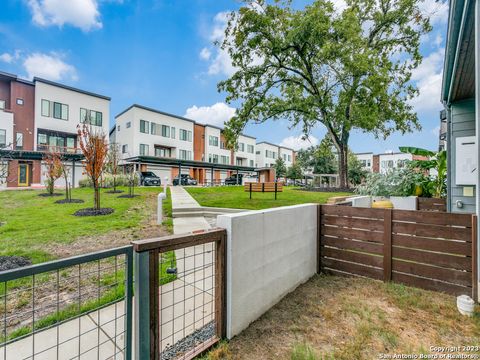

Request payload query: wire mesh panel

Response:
[132,228,226,360]
[0,246,133,360]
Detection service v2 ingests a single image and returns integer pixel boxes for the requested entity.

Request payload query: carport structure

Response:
[124,155,255,185]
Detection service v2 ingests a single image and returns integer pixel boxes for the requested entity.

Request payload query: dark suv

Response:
[139,172,161,186]
[172,174,198,186]
[224,174,243,185]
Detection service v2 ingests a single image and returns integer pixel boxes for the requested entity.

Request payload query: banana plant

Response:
[399,147,447,198]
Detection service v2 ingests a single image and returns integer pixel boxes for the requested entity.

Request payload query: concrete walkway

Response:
[0,187,215,360]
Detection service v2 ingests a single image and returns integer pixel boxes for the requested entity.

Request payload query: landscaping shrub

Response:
[356,167,430,197]
[79,174,131,188]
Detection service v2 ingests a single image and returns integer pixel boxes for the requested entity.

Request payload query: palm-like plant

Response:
[399,147,447,199]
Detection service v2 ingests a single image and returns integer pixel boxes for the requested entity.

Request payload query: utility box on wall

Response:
[455,136,477,185]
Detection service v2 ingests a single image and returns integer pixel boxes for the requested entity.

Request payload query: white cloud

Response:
[409,48,444,113]
[27,0,102,31]
[419,0,449,25]
[23,53,78,81]
[184,102,236,127]
[0,53,14,63]
[199,47,211,61]
[279,135,319,151]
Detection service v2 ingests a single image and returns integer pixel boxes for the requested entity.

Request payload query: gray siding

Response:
[447,98,476,213]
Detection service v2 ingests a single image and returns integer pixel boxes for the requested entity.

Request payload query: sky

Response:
[0,0,449,154]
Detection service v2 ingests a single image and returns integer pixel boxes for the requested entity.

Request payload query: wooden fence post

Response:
[472,215,478,302]
[275,182,277,200]
[249,183,252,199]
[215,232,227,338]
[317,205,322,274]
[383,209,392,282]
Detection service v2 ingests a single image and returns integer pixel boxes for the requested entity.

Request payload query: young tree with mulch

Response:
[77,124,109,212]
[119,164,138,198]
[106,143,123,194]
[43,151,63,196]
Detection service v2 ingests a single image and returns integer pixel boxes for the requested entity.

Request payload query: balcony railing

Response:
[37,145,82,154]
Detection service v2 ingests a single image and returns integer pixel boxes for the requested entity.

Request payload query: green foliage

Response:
[218,0,431,187]
[356,168,429,197]
[290,343,320,360]
[348,152,367,186]
[274,157,287,178]
[399,146,446,198]
[295,136,337,175]
[286,162,303,180]
[79,174,132,188]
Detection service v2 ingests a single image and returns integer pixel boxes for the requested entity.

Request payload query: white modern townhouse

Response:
[112,104,258,184]
[256,141,289,168]
[355,152,374,172]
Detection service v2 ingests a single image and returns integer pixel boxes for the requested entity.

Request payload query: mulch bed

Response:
[38,193,63,197]
[73,208,114,216]
[55,199,85,204]
[105,190,124,194]
[0,256,32,271]
[117,194,140,198]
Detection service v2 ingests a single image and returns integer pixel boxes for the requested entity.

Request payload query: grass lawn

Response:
[186,186,351,210]
[204,275,480,360]
[0,186,172,263]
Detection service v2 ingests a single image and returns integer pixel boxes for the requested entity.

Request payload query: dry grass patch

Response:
[203,275,480,360]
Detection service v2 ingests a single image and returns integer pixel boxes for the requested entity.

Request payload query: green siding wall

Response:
[448,98,476,213]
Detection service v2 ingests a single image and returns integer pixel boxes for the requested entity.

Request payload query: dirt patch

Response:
[37,193,63,197]
[73,208,114,216]
[210,276,480,360]
[105,190,124,194]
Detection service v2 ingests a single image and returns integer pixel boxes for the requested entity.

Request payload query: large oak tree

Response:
[219,0,432,187]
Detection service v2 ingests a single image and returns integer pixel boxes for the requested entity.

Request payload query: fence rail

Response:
[132,228,226,360]
[319,205,477,300]
[0,246,133,360]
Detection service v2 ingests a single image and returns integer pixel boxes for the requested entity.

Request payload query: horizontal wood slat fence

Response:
[319,205,478,300]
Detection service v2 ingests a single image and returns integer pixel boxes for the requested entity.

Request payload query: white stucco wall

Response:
[255,142,279,168]
[0,110,14,147]
[115,106,194,160]
[205,126,231,164]
[355,153,374,172]
[279,147,294,168]
[217,204,318,338]
[378,153,413,174]
[34,80,110,149]
[234,135,256,167]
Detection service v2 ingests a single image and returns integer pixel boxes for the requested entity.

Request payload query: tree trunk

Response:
[338,144,348,188]
[94,186,100,210]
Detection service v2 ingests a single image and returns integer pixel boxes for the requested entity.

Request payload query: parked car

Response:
[286,179,306,186]
[173,174,198,186]
[139,171,161,186]
[224,174,244,185]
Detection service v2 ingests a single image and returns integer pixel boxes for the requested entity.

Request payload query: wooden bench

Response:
[244,182,283,199]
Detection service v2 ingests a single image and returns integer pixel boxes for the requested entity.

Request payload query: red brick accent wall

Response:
[10,81,35,151]
[193,124,205,161]
[372,155,380,173]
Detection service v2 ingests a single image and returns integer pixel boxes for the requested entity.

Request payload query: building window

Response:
[179,150,192,160]
[151,122,160,135]
[209,154,219,163]
[140,120,149,134]
[126,122,131,128]
[37,131,76,152]
[16,98,24,106]
[0,129,6,147]
[288,155,291,161]
[171,127,176,139]
[117,125,120,131]
[179,129,192,142]
[155,147,171,158]
[283,154,287,160]
[80,108,102,126]
[0,100,5,110]
[256,151,260,155]
[209,135,219,147]
[52,102,68,120]
[41,99,50,116]
[250,160,254,167]
[247,144,254,153]
[38,133,48,146]
[122,144,128,153]
[16,132,23,149]
[265,150,276,158]
[220,155,229,165]
[238,143,245,152]
[161,125,170,138]
[139,144,149,156]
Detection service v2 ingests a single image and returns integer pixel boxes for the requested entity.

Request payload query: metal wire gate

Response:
[132,228,226,360]
[0,246,133,360]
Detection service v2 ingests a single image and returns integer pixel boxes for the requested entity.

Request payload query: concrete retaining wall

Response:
[217,204,318,339]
